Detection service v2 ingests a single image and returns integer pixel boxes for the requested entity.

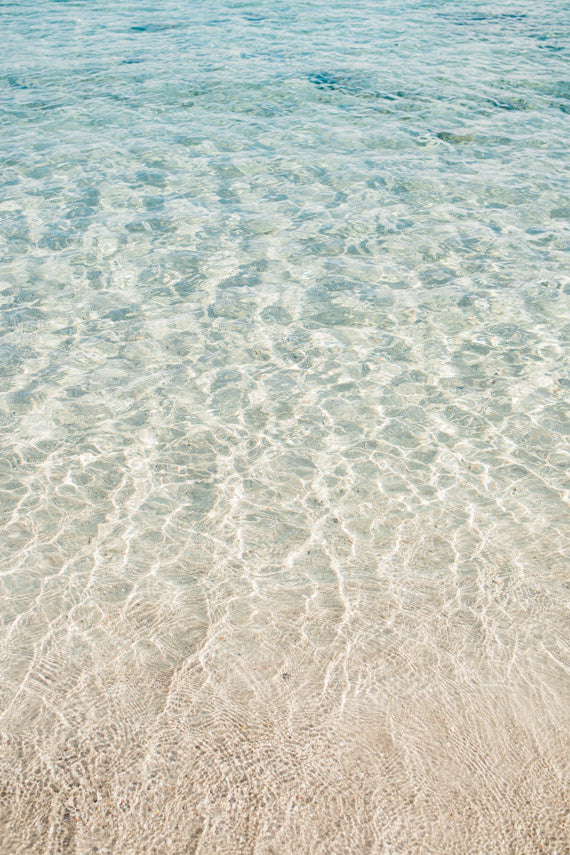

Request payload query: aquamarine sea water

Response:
[0,1,569,852]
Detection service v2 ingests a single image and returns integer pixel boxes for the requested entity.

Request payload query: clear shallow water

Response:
[0,0,569,851]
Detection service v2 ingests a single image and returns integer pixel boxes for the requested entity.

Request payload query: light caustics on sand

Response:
[0,0,569,852]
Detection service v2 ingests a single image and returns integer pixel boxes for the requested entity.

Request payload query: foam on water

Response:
[0,1,569,852]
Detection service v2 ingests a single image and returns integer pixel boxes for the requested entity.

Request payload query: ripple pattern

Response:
[0,0,569,852]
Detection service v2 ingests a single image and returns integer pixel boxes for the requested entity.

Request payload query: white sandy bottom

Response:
[1,561,568,854]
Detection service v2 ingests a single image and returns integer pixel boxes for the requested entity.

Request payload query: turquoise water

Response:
[1,1,569,852]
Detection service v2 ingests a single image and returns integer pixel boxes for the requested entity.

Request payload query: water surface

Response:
[0,1,569,852]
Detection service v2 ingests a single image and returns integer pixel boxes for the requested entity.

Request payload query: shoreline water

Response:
[1,0,569,851]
